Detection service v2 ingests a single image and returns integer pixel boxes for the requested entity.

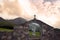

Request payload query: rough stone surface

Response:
[0,19,57,40]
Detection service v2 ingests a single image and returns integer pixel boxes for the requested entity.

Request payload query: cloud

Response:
[0,0,60,28]
[29,0,60,28]
[43,0,57,2]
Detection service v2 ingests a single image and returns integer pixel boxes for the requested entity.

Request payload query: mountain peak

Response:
[0,17,5,21]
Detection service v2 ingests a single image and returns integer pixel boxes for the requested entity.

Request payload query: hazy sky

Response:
[0,0,60,28]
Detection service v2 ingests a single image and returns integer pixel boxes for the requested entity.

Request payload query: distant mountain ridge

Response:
[0,17,27,24]
[0,17,5,22]
[7,17,27,26]
[0,17,27,29]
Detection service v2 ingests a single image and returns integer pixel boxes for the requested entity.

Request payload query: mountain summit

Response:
[7,17,27,26]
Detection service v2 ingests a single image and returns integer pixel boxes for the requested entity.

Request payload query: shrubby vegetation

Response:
[0,20,14,32]
[0,21,14,29]
[0,17,27,32]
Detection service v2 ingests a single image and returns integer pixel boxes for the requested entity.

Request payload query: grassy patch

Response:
[29,31,40,37]
[0,28,13,32]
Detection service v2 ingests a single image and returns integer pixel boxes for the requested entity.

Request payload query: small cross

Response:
[34,15,36,19]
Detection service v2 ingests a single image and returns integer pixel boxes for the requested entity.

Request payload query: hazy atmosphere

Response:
[0,0,60,28]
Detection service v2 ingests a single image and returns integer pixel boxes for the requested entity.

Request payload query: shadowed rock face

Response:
[0,17,60,40]
[54,28,60,40]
